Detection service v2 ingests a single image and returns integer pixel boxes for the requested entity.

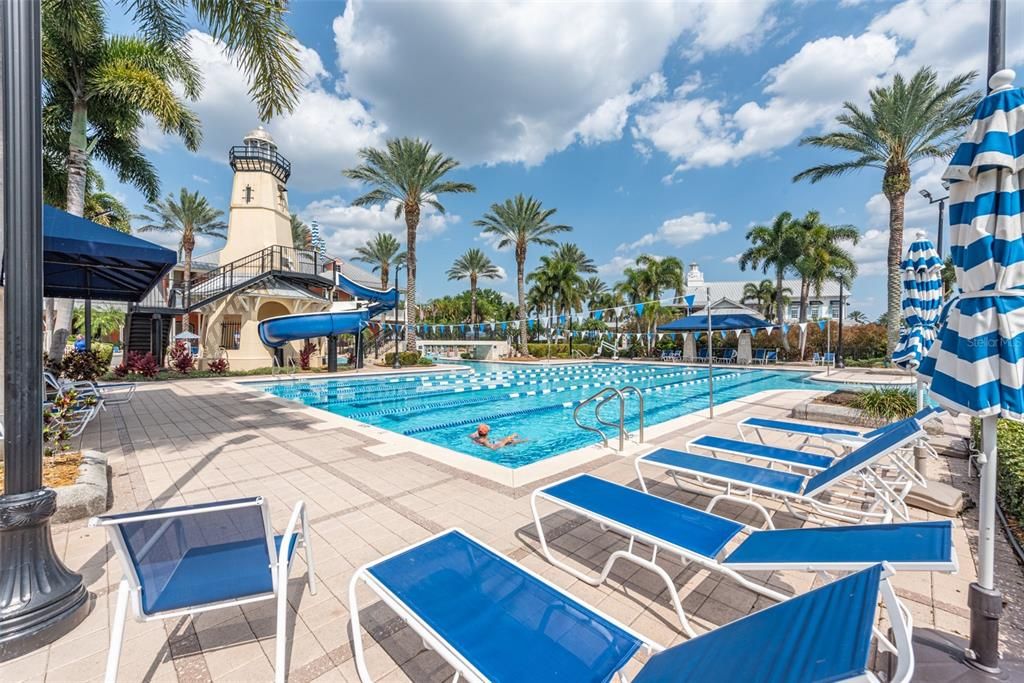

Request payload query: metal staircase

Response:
[573,385,645,451]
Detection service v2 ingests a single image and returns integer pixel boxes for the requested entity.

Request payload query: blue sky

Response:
[105,0,1024,317]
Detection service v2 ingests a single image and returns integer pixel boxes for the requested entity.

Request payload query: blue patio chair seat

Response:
[642,449,806,494]
[634,565,886,683]
[360,530,642,682]
[689,434,834,470]
[740,416,861,438]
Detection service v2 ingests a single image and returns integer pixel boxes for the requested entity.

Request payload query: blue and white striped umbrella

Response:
[918,72,1024,420]
[892,231,944,369]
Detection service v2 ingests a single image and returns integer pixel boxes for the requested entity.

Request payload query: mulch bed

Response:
[814,390,861,407]
[0,451,83,495]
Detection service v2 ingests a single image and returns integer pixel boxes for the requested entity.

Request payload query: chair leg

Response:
[300,508,318,596]
[104,579,131,683]
[275,564,290,683]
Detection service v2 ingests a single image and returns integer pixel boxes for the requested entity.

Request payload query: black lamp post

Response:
[0,0,89,656]
[392,264,403,369]
[919,187,950,258]
[835,279,846,369]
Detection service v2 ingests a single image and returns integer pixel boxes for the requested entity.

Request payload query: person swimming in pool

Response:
[470,423,526,450]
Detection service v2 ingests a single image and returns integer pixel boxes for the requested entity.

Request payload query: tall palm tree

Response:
[137,188,227,329]
[447,248,501,324]
[742,280,777,320]
[85,192,132,233]
[290,214,312,250]
[739,212,801,349]
[793,67,978,356]
[793,211,859,323]
[583,276,608,310]
[475,195,571,355]
[634,254,684,302]
[552,243,597,274]
[353,233,406,290]
[848,310,868,324]
[344,138,476,350]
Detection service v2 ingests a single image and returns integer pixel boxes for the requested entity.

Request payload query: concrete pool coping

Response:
[232,365,834,487]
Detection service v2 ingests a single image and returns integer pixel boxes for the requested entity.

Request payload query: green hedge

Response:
[973,418,1024,521]
[384,351,431,366]
[526,343,595,358]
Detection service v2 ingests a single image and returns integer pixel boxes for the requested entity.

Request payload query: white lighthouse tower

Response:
[219,126,293,265]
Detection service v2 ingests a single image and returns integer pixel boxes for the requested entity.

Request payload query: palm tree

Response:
[291,214,312,250]
[447,248,501,325]
[85,192,132,233]
[793,67,978,356]
[137,188,227,329]
[613,255,684,352]
[552,243,597,274]
[848,310,868,324]
[793,211,859,333]
[739,212,801,349]
[583,277,608,310]
[742,280,777,320]
[475,195,571,355]
[353,233,406,290]
[73,306,126,339]
[344,138,476,351]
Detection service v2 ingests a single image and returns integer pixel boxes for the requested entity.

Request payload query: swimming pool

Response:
[260,361,844,469]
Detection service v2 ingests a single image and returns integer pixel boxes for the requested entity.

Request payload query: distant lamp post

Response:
[836,280,846,369]
[919,186,950,258]
[393,265,403,369]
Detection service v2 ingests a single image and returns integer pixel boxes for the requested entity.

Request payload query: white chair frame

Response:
[90,497,316,683]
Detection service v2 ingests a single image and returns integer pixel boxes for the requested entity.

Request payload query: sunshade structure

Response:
[892,231,944,370]
[659,312,771,332]
[918,69,1023,672]
[41,204,176,301]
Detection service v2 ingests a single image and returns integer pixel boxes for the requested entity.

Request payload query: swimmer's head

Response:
[477,424,490,436]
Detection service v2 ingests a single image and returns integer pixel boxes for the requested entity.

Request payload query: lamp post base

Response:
[912,627,1023,681]
[0,489,89,661]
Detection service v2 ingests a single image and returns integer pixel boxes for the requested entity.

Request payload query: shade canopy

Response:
[40,205,176,301]
[659,312,771,333]
[893,231,944,369]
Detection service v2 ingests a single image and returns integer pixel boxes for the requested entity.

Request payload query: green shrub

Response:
[850,387,917,420]
[90,342,113,369]
[972,418,1024,522]
[57,349,108,382]
[384,351,424,366]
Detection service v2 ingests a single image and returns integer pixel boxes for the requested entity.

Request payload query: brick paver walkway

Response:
[2,372,1021,682]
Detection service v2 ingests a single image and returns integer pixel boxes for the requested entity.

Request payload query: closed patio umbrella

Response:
[917,68,1023,674]
[892,231,943,370]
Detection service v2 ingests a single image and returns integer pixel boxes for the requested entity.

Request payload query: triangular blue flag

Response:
[501,322,507,332]
[782,324,789,333]
[750,328,757,337]
[684,294,696,308]
[818,320,826,330]
[594,310,603,320]
[720,330,727,339]
[635,303,644,316]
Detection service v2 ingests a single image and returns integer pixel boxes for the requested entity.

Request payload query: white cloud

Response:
[573,73,666,145]
[492,265,509,282]
[634,32,898,177]
[191,174,209,184]
[141,30,384,192]
[724,253,742,264]
[299,197,458,258]
[333,1,775,167]
[597,255,637,277]
[621,211,731,251]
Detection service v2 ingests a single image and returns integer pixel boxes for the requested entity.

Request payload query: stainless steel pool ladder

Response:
[272,355,297,381]
[572,385,644,451]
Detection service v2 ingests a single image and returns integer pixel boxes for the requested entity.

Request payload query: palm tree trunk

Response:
[885,191,906,358]
[50,98,90,360]
[182,231,195,334]
[798,278,810,359]
[517,247,527,356]
[470,274,478,325]
[404,204,419,353]
[380,263,389,291]
[776,267,790,351]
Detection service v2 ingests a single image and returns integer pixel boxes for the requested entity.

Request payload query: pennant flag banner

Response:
[559,315,566,324]
[782,324,789,333]
[501,322,507,332]
[750,328,757,337]
[720,330,727,340]
[594,310,603,320]
[684,294,696,308]
[763,327,773,335]
[818,320,826,330]
[798,322,808,332]
[635,303,645,316]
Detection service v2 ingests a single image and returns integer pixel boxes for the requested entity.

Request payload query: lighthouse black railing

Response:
[229,145,291,183]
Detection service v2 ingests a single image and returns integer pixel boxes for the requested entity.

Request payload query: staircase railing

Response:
[572,385,644,451]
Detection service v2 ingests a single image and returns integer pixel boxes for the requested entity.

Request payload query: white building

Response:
[683,262,849,322]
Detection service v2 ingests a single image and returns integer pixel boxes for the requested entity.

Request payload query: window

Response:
[787,304,798,321]
[830,300,840,318]
[810,302,821,319]
[220,315,242,350]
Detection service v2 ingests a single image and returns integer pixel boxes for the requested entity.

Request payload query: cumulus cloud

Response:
[333,1,775,166]
[141,30,383,192]
[299,197,459,258]
[620,211,731,251]
[634,32,898,177]
[597,255,638,277]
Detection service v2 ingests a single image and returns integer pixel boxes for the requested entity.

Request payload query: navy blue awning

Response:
[659,313,771,332]
[41,205,176,301]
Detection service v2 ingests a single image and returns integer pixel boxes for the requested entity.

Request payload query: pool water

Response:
[261,362,843,468]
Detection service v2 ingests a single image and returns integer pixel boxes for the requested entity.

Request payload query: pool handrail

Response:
[573,384,645,451]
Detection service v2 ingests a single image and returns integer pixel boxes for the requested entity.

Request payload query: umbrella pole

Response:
[967,414,1003,673]
[706,286,713,418]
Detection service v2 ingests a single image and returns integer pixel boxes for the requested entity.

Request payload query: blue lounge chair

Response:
[91,497,316,683]
[752,348,768,364]
[764,349,778,363]
[824,352,836,365]
[636,418,925,525]
[532,474,956,634]
[737,406,944,456]
[716,348,736,363]
[696,347,709,360]
[812,352,824,365]
[349,529,915,682]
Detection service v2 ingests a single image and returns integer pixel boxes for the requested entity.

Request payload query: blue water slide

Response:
[257,270,398,348]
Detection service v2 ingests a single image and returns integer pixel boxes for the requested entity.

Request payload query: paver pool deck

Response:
[2,368,1022,682]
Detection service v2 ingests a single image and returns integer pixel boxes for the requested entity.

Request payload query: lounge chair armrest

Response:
[278,500,308,568]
